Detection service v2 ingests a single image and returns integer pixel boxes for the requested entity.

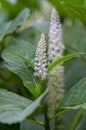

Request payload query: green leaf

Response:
[75,111,86,130]
[0,21,12,42]
[48,0,86,24]
[61,0,84,5]
[61,2,86,24]
[0,88,48,124]
[61,110,79,130]
[63,25,86,60]
[2,39,37,95]
[65,58,86,90]
[7,8,30,34]
[48,53,83,72]
[60,77,86,109]
[9,53,34,69]
[35,84,41,97]
[0,88,32,124]
[0,8,29,42]
[21,120,44,130]
[24,82,42,97]
[24,82,40,97]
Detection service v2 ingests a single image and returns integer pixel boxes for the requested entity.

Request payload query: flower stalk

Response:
[48,8,65,112]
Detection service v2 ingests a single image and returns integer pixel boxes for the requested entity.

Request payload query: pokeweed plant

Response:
[0,8,86,130]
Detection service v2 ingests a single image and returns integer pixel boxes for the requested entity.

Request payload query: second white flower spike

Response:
[48,8,64,62]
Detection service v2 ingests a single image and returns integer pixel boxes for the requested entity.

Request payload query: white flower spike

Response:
[34,33,47,80]
[48,8,64,62]
[48,8,65,111]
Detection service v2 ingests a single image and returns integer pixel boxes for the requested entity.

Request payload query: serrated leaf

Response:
[48,53,83,72]
[60,77,86,109]
[7,8,30,34]
[0,88,48,124]
[2,39,37,95]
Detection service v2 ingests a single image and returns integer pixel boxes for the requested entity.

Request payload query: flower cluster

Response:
[48,65,65,110]
[34,33,47,80]
[48,8,65,111]
[34,8,65,111]
[48,8,64,62]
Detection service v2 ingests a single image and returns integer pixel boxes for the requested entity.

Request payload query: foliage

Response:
[0,87,48,124]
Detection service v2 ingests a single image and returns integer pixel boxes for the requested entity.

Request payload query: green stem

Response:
[55,116,58,130]
[49,109,68,120]
[70,109,83,130]
[54,112,63,130]
[43,104,51,130]
[26,118,45,127]
[49,109,68,130]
